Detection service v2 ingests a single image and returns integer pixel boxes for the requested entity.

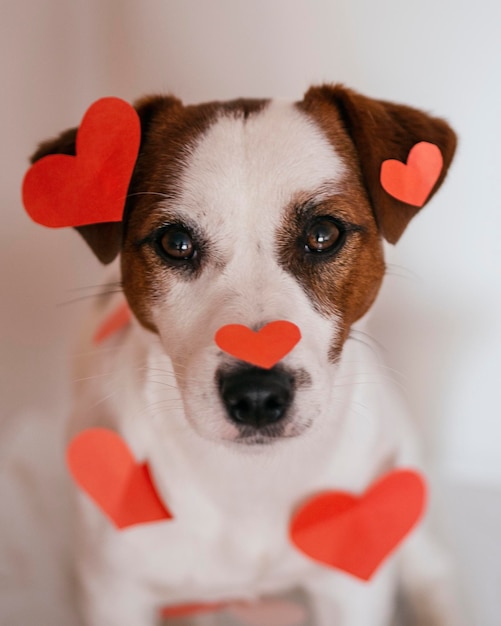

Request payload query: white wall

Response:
[2,0,500,484]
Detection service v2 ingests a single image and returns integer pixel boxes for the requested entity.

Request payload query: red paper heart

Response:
[93,301,132,344]
[290,469,426,581]
[160,602,228,619]
[214,321,301,369]
[380,142,443,207]
[67,428,172,530]
[22,97,140,228]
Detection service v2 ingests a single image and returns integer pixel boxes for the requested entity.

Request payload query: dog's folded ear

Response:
[302,84,457,243]
[29,95,181,264]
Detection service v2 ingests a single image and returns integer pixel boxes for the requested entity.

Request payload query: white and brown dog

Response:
[30,85,459,626]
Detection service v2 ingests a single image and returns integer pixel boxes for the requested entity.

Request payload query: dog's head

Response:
[31,85,456,445]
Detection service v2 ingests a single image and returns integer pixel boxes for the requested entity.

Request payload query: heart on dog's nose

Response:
[215,321,301,369]
[22,97,140,228]
[290,469,426,581]
[67,428,172,529]
[380,141,443,207]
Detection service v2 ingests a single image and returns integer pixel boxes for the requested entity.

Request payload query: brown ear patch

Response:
[301,84,457,243]
[30,127,79,163]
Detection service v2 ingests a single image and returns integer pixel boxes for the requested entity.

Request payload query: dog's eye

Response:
[157,226,195,261]
[304,217,344,254]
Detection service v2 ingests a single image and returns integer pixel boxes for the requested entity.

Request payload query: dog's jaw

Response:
[121,99,385,444]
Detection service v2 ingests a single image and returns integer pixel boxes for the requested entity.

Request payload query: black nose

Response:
[218,366,294,428]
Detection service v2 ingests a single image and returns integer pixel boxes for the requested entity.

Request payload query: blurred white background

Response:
[1,1,500,624]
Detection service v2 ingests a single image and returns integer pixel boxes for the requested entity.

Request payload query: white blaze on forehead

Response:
[178,100,346,245]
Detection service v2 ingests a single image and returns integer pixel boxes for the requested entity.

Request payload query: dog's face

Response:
[32,85,456,446]
[122,98,385,445]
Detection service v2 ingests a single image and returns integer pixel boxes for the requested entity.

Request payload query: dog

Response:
[29,84,460,626]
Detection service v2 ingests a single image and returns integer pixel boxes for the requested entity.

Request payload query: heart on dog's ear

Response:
[290,469,427,581]
[25,94,183,264]
[23,97,140,229]
[67,428,173,530]
[381,141,443,207]
[215,321,301,369]
[301,85,457,243]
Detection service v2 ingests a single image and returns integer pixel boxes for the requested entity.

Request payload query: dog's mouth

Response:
[234,420,311,445]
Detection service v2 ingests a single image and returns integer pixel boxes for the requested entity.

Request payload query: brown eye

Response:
[304,217,343,253]
[157,226,195,261]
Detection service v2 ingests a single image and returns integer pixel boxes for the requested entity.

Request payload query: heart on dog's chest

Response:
[290,469,427,580]
[67,428,172,529]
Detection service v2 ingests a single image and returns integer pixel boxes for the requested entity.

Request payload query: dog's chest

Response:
[167,514,305,597]
[135,430,394,604]
[113,479,319,604]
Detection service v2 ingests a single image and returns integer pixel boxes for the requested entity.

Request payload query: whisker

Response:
[88,390,120,411]
[143,378,180,392]
[72,372,119,383]
[334,378,406,392]
[349,328,387,355]
[385,263,421,282]
[339,360,407,379]
[126,191,173,201]
[66,281,122,293]
[137,399,185,414]
[333,373,407,393]
[57,289,123,307]
[72,344,130,358]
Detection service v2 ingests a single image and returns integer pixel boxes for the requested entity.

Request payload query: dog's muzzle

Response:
[217,366,294,429]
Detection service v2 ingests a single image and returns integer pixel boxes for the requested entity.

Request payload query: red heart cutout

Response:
[380,142,443,207]
[160,602,228,619]
[22,97,140,228]
[93,301,132,344]
[214,321,301,369]
[67,428,172,530]
[290,469,427,581]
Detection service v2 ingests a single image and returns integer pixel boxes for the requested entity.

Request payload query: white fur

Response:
[71,102,459,625]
